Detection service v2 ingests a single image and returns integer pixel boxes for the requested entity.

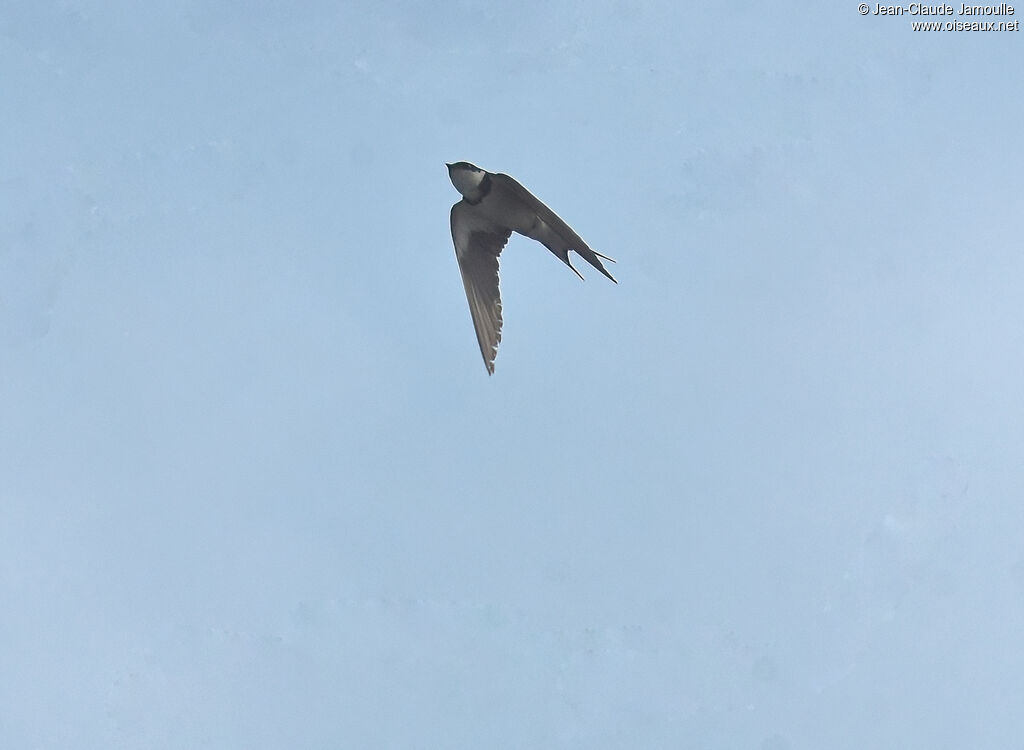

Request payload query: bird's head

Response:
[446,161,486,199]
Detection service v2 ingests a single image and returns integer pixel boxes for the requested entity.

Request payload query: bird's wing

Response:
[491,172,617,283]
[451,200,513,374]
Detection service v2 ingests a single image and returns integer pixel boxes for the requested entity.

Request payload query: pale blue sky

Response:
[2,2,1023,747]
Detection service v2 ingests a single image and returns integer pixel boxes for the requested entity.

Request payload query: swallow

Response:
[447,161,616,374]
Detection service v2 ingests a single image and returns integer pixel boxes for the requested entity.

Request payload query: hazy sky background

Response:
[3,1,1023,747]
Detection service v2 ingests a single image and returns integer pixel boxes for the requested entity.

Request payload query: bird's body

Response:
[446,161,616,374]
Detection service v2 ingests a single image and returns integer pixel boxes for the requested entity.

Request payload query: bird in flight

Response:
[447,161,617,374]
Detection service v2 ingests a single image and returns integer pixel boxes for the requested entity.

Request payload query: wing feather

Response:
[491,172,617,283]
[451,200,512,374]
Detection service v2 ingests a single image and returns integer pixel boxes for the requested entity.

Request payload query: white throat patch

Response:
[449,166,486,198]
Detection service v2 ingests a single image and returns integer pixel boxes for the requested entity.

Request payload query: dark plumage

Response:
[447,162,617,374]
